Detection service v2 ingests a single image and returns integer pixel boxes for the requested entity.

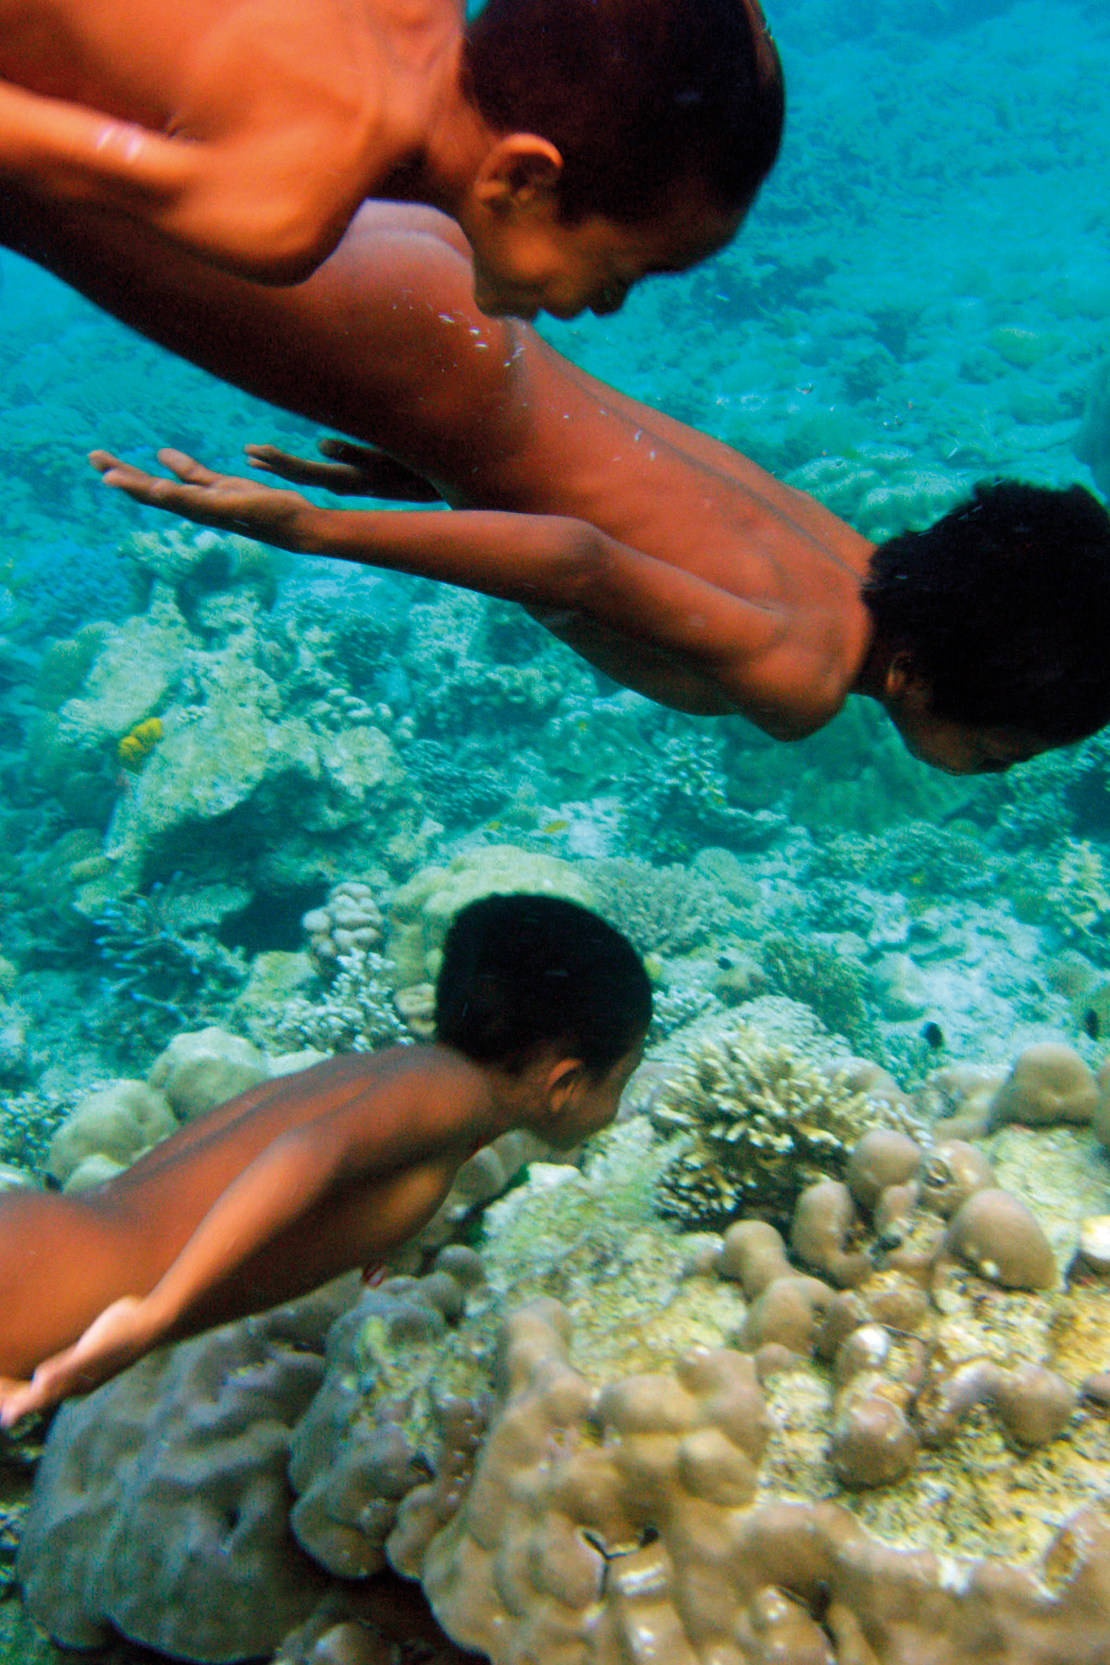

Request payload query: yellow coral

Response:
[117,717,163,771]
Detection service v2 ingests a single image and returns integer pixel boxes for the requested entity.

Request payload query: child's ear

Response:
[474,134,564,212]
[884,649,932,710]
[544,1055,587,1112]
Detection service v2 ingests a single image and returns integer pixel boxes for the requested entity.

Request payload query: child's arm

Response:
[0,22,375,284]
[91,448,807,729]
[0,1079,457,1423]
[0,1128,345,1423]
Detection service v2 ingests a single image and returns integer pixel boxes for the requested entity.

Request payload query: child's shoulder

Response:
[337,1040,489,1122]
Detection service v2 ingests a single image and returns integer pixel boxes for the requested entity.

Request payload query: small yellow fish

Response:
[117,716,164,771]
[539,819,571,835]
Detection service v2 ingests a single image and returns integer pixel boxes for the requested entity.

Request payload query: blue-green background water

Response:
[3,5,1110,1657]
[1,0,1110,1120]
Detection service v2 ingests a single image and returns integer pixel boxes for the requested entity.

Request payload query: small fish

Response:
[1083,1008,1101,1041]
[921,1020,945,1050]
[539,820,570,835]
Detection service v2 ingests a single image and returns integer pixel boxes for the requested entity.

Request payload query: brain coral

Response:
[647,1020,922,1228]
[18,1282,354,1663]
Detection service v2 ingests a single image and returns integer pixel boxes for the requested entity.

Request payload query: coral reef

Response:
[387,846,595,989]
[582,857,725,957]
[19,1282,353,1662]
[759,933,873,1049]
[302,882,385,973]
[93,883,247,1057]
[646,1017,921,1229]
[17,1039,1110,1664]
[269,950,413,1055]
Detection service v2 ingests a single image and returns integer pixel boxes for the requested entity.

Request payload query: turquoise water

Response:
[3,2,1110,1656]
[1,0,1109,1106]
[0,0,1107,1103]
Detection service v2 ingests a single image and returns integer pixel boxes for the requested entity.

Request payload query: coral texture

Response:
[18,1282,355,1662]
[647,1018,922,1227]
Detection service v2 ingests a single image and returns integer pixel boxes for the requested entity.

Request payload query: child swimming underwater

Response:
[0,894,650,1423]
[0,0,781,313]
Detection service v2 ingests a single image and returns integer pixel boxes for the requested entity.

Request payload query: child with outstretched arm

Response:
[0,895,650,1425]
[0,0,781,310]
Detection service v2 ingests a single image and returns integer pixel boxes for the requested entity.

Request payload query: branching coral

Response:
[93,882,245,1056]
[1051,838,1110,944]
[273,949,411,1054]
[623,730,787,862]
[760,933,874,1049]
[648,1021,920,1229]
[582,857,724,956]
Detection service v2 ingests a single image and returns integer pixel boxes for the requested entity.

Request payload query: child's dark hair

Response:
[862,480,1110,743]
[463,0,784,224]
[435,893,652,1075]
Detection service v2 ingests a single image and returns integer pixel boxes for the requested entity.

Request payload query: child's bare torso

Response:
[101,1049,481,1326]
[1,0,365,121]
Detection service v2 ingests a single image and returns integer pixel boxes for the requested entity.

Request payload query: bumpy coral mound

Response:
[389,1299,1110,1665]
[387,846,594,988]
[18,1283,354,1663]
[18,1036,1110,1665]
[988,1042,1099,1131]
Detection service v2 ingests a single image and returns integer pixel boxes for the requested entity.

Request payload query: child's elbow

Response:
[174,180,349,284]
[218,210,344,284]
[544,521,610,601]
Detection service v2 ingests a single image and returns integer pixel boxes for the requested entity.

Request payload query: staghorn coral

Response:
[622,727,788,863]
[647,1019,922,1229]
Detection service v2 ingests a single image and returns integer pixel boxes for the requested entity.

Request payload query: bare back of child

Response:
[0,0,782,311]
[0,896,650,1423]
[0,1050,481,1384]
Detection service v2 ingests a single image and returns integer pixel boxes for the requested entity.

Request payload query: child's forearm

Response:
[0,82,340,281]
[0,82,193,209]
[92,449,778,688]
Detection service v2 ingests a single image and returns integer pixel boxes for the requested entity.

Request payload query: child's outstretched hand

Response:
[0,1296,159,1426]
[247,438,442,502]
[90,448,315,550]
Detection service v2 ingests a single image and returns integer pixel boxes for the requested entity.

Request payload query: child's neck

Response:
[391,43,495,216]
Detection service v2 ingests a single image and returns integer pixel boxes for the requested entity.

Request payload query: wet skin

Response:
[0,189,1047,773]
[0,0,752,314]
[0,1037,643,1420]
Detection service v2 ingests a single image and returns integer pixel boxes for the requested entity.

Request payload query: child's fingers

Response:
[246,443,332,486]
[89,456,180,505]
[88,448,123,475]
[155,448,221,485]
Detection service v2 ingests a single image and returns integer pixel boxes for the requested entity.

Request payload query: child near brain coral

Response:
[0,0,782,315]
[0,895,651,1425]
